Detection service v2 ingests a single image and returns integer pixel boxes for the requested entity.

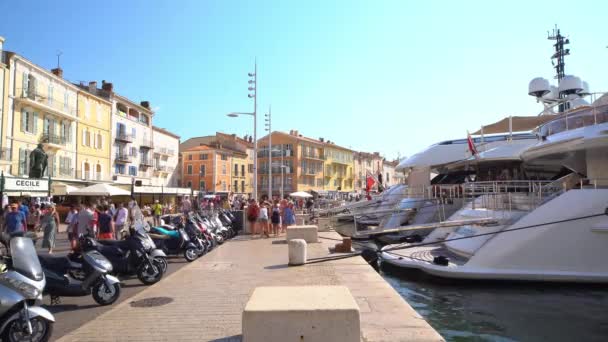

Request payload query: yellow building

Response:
[323,143,354,192]
[0,37,10,174]
[75,82,112,181]
[6,52,78,180]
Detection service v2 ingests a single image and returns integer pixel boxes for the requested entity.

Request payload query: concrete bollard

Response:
[288,239,307,266]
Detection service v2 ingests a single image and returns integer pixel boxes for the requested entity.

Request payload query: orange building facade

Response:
[181,145,233,193]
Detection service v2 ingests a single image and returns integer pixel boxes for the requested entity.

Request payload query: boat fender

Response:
[433,256,449,266]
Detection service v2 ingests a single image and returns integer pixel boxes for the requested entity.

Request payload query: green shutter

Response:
[33,112,38,134]
[20,108,26,132]
[22,72,27,97]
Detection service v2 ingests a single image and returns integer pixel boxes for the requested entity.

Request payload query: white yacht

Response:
[380,68,608,283]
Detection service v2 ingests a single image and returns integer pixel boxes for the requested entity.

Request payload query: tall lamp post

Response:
[227,60,257,200]
[265,105,271,199]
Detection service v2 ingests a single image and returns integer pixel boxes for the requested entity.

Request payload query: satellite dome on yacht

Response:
[558,75,583,95]
[579,81,591,96]
[567,97,589,109]
[528,77,550,98]
[542,85,559,102]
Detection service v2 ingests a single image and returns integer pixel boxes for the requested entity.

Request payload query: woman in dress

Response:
[41,204,60,254]
[282,202,296,229]
[270,202,281,236]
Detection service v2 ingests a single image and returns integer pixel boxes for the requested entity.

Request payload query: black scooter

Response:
[150,217,200,262]
[39,251,121,306]
[79,232,164,285]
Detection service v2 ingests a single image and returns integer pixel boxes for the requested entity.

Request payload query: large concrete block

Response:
[316,217,332,232]
[288,239,307,265]
[286,225,318,243]
[243,286,361,342]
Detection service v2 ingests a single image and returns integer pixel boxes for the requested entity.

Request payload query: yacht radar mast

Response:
[548,26,570,112]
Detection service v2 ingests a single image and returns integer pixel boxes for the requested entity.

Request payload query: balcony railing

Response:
[41,133,67,146]
[115,153,132,163]
[140,140,154,149]
[302,153,325,160]
[154,165,174,173]
[140,158,153,167]
[115,132,133,143]
[539,103,608,138]
[16,88,78,117]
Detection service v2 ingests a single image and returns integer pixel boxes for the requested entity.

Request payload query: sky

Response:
[2,0,608,160]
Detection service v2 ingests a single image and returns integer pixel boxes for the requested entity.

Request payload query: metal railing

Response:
[16,88,78,117]
[538,103,608,138]
[155,147,175,156]
[41,133,67,146]
[140,139,154,149]
[115,153,132,163]
[115,132,133,143]
[140,158,153,166]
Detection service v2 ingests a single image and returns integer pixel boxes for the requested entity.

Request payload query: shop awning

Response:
[52,182,80,196]
[134,186,192,195]
[70,183,131,197]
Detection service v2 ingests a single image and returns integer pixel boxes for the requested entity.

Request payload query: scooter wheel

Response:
[3,315,54,342]
[184,248,198,262]
[137,262,163,285]
[154,257,168,274]
[92,281,121,306]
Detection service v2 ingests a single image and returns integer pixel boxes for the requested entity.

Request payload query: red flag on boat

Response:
[467,131,478,156]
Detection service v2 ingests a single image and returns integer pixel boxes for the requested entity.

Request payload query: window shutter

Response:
[82,128,86,146]
[67,123,72,143]
[32,112,38,133]
[93,132,97,149]
[20,109,26,132]
[22,72,28,97]
[100,134,104,150]
[18,149,24,174]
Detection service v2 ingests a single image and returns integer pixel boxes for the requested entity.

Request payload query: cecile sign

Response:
[4,178,49,192]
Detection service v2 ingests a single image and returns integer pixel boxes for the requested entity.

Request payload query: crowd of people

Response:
[245,198,301,238]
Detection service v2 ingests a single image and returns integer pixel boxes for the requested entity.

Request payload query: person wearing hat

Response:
[41,204,60,254]
[152,200,162,226]
[4,203,26,237]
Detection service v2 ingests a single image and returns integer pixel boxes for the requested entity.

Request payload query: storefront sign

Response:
[4,178,49,192]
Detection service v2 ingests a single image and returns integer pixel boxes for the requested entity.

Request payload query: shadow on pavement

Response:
[44,303,100,313]
[209,335,242,342]
[264,264,290,270]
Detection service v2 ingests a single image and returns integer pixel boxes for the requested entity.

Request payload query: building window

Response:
[187,181,192,188]
[241,165,245,176]
[222,181,227,191]
[187,165,193,175]
[199,180,205,191]
[131,127,136,138]
[129,166,137,176]
[115,164,125,175]
[21,109,37,134]
[234,180,238,193]
[221,154,228,161]
[18,148,30,175]
[188,154,192,160]
[222,164,226,175]
[234,164,238,176]
[200,153,208,160]
[200,165,205,176]
[248,164,253,173]
[241,181,245,192]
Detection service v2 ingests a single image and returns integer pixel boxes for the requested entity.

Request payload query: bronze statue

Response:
[29,143,48,178]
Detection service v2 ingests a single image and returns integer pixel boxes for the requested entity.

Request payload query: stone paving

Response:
[56,232,444,342]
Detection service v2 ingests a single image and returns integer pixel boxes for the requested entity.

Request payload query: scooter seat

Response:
[98,239,131,250]
[38,254,72,274]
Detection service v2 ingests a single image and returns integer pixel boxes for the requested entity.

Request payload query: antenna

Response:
[56,50,63,69]
[548,25,570,112]
[547,25,569,82]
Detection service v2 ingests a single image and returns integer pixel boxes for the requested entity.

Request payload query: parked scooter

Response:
[39,250,121,306]
[79,227,164,285]
[0,237,55,342]
[150,227,200,262]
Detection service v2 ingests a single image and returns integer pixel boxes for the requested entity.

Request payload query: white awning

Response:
[70,183,131,197]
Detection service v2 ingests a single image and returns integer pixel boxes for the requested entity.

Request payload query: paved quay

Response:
[57,231,444,342]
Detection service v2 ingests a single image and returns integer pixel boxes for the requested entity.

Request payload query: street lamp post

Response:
[265,105,271,199]
[227,60,257,200]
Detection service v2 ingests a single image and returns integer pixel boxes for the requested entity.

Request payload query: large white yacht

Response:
[380,40,608,282]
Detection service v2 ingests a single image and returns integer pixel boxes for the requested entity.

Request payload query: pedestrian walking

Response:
[26,204,41,232]
[97,205,114,240]
[77,202,95,237]
[246,199,259,237]
[4,203,26,238]
[282,202,296,230]
[41,204,60,254]
[114,203,128,239]
[66,206,79,250]
[19,201,29,221]
[271,203,281,236]
[258,201,270,238]
[152,200,162,226]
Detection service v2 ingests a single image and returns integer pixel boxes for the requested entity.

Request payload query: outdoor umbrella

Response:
[289,191,313,198]
[69,183,131,197]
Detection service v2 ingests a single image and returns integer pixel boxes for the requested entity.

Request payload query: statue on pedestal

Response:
[29,143,48,179]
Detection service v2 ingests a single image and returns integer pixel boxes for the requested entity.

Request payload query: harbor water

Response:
[378,260,608,342]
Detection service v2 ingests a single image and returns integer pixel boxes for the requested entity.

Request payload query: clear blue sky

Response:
[2,0,607,159]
